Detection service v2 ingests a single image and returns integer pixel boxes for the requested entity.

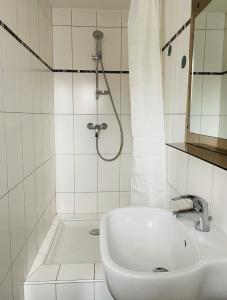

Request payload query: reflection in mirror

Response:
[190,0,227,139]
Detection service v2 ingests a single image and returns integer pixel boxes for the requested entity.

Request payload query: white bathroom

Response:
[0,0,227,299]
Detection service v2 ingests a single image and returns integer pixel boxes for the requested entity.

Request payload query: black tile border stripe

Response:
[53,69,129,74]
[193,71,227,75]
[162,19,191,52]
[0,19,129,75]
[0,20,53,71]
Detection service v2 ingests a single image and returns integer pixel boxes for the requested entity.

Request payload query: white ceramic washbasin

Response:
[100,207,227,300]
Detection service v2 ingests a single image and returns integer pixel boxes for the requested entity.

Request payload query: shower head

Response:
[93,30,104,40]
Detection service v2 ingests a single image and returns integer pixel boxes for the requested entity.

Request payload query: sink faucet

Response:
[172,195,212,232]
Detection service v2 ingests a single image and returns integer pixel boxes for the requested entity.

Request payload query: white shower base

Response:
[46,220,100,264]
[24,214,114,300]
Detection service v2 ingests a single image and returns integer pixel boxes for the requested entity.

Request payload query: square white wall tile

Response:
[26,230,38,273]
[95,282,114,300]
[98,27,121,71]
[204,30,224,72]
[163,39,177,114]
[72,9,96,26]
[52,8,72,25]
[187,155,214,205]
[73,73,97,114]
[202,76,221,115]
[0,194,11,283]
[55,115,74,154]
[0,113,8,197]
[27,265,60,282]
[120,192,131,207]
[31,59,42,114]
[169,148,188,195]
[72,27,96,70]
[36,215,46,250]
[121,28,129,71]
[1,30,21,112]
[121,74,131,114]
[174,27,190,114]
[164,115,173,143]
[172,115,186,143]
[122,11,129,28]
[54,73,73,114]
[98,74,120,114]
[12,246,27,300]
[35,167,45,220]
[56,193,74,214]
[9,183,26,262]
[56,282,94,300]
[75,193,97,213]
[22,114,35,176]
[98,157,119,191]
[0,271,13,300]
[5,113,23,189]
[98,192,119,212]
[74,115,97,154]
[95,263,104,280]
[193,30,206,72]
[33,114,44,168]
[53,26,72,69]
[120,154,131,191]
[24,284,56,300]
[121,115,132,153]
[97,10,121,27]
[201,116,219,138]
[56,155,75,193]
[0,0,17,33]
[191,75,203,115]
[57,264,94,281]
[75,155,97,192]
[97,115,121,154]
[212,167,227,235]
[206,13,225,29]
[24,174,36,238]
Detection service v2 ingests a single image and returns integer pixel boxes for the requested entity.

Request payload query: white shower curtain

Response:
[128,0,167,207]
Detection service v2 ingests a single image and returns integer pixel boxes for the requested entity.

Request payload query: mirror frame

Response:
[186,0,227,152]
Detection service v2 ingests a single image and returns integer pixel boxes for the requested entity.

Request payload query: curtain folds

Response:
[128,0,167,207]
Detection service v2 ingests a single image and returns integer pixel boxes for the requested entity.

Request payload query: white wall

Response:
[53,8,132,214]
[163,0,227,235]
[0,1,56,299]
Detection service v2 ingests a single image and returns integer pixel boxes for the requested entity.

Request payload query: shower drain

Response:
[153,267,169,273]
[89,228,100,236]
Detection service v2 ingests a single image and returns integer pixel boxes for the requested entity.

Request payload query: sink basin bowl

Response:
[100,207,227,300]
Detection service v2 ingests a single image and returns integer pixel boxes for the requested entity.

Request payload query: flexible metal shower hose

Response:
[96,40,124,162]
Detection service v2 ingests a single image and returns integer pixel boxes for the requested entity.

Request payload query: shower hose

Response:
[96,40,124,162]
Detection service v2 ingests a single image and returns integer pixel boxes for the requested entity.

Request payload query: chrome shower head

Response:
[93,30,104,40]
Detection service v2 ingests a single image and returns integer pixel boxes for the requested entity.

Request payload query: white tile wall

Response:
[53,9,132,214]
[0,0,56,293]
[163,0,227,236]
[56,282,94,300]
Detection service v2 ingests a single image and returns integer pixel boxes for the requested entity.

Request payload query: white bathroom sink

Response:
[100,207,227,300]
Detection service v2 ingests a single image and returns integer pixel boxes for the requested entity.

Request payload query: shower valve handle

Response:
[87,123,107,138]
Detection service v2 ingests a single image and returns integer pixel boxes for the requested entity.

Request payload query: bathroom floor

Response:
[46,220,101,264]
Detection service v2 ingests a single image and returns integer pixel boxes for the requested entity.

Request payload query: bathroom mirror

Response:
[187,0,227,151]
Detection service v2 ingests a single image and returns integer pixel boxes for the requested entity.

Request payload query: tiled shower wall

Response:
[0,1,56,299]
[53,9,132,214]
[163,0,227,235]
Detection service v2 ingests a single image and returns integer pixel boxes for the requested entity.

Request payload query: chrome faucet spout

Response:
[172,195,212,232]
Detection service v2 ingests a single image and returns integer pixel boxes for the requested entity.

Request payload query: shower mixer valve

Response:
[87,123,107,138]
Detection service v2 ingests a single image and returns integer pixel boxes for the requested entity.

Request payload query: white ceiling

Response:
[48,0,131,9]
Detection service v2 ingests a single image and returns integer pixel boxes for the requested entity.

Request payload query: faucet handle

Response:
[171,194,207,212]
